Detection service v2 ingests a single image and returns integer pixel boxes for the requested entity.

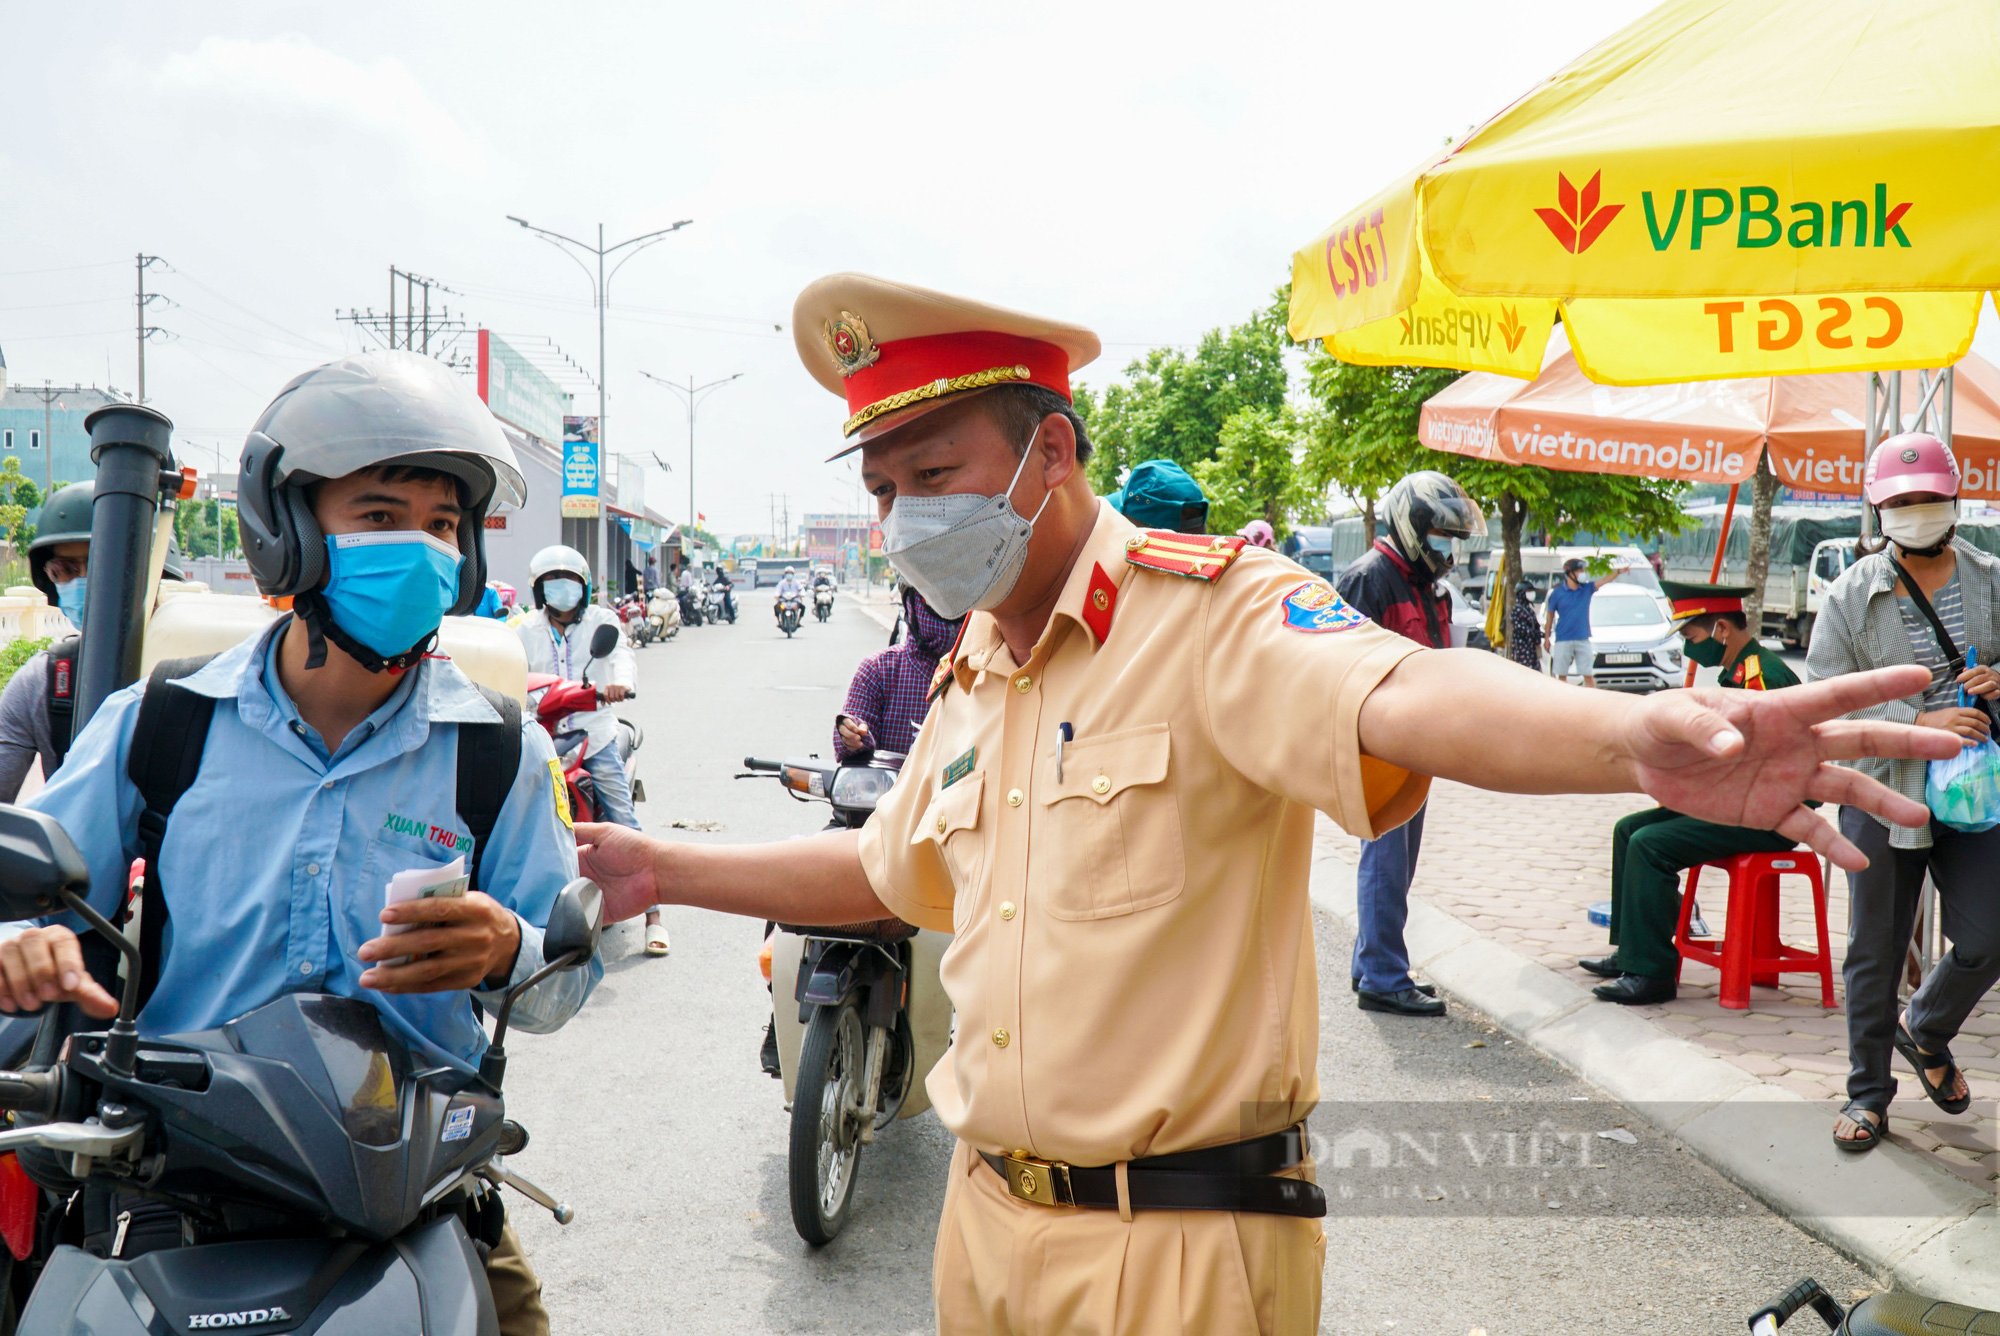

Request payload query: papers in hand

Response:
[381,857,469,968]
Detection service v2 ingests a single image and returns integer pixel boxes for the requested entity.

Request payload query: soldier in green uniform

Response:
[1581,581,1803,1004]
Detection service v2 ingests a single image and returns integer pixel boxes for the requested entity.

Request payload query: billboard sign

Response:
[477,330,570,445]
[562,416,599,518]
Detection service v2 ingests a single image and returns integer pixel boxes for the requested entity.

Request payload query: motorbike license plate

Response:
[1603,653,1644,665]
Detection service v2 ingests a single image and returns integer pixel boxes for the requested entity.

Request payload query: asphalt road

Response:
[502,594,1871,1335]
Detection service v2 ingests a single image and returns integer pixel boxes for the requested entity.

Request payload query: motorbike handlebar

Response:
[0,1069,60,1115]
[743,757,783,772]
[1749,1279,1846,1335]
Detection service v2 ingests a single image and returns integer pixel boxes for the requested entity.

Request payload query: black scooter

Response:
[0,805,601,1333]
[1752,1278,2000,1336]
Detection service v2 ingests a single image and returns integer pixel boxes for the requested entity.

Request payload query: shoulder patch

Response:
[1124,531,1247,582]
[927,616,972,700]
[1280,581,1368,634]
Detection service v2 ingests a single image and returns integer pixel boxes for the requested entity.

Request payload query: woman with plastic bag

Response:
[1807,432,2000,1153]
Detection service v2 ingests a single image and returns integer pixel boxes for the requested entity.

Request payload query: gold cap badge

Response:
[822,310,880,378]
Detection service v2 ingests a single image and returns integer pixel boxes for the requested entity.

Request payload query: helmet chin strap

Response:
[293,592,436,674]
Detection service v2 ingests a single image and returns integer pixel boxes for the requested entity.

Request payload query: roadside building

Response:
[0,347,126,493]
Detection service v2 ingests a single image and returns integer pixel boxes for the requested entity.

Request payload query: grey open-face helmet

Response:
[236,351,525,615]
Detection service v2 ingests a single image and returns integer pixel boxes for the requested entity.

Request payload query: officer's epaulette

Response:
[1123,530,1248,581]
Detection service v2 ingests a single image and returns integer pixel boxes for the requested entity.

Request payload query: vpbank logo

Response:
[1534,171,1623,254]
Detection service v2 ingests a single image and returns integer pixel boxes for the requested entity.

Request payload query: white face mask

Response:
[1881,500,1958,553]
[879,425,1051,620]
[542,577,585,612]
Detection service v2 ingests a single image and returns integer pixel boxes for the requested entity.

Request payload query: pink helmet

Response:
[1864,432,1959,505]
[1238,520,1276,548]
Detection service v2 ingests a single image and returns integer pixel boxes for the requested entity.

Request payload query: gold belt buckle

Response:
[1002,1151,1075,1207]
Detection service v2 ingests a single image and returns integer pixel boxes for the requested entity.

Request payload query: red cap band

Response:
[842,331,1071,436]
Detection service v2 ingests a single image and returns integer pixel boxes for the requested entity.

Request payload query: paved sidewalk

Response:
[1315,782,2000,1300]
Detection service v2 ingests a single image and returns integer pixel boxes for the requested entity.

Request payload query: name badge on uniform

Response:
[1280,581,1367,633]
[942,746,976,789]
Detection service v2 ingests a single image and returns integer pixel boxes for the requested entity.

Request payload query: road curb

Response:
[1309,846,2000,1304]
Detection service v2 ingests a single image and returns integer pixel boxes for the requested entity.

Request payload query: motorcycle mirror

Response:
[588,624,620,660]
[0,805,89,921]
[542,878,604,966]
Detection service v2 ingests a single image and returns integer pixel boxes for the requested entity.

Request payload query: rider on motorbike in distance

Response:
[774,567,804,622]
[515,546,660,957]
[0,350,598,1334]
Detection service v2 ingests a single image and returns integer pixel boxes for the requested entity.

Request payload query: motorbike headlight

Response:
[830,765,898,809]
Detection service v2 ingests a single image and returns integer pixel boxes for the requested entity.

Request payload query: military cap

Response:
[1658,577,1754,624]
[793,273,1100,457]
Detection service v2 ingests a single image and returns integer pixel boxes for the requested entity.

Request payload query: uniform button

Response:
[1007,789,1022,807]
[306,863,320,877]
[322,781,335,791]
[1013,675,1032,693]
[300,961,313,975]
[999,901,1016,920]
[935,816,947,834]
[1092,775,1111,795]
[992,1028,1010,1048]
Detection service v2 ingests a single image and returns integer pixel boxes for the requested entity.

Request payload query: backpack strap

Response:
[109,655,220,1010]
[456,684,523,893]
[43,636,79,776]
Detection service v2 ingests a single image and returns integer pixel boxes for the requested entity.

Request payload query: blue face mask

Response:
[55,577,86,627]
[321,532,463,657]
[541,577,584,613]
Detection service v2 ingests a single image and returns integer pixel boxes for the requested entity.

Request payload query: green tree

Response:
[0,457,29,555]
[1298,357,1461,540]
[174,498,240,561]
[1192,405,1309,536]
[1076,296,1291,495]
[14,479,41,512]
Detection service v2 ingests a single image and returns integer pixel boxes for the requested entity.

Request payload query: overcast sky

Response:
[0,0,1857,534]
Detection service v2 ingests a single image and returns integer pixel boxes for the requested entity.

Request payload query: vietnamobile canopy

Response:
[1422,351,2000,501]
[1288,0,2000,386]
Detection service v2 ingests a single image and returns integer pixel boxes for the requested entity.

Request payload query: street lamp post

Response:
[639,370,741,551]
[505,214,691,594]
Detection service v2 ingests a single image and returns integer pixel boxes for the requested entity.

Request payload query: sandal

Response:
[645,922,672,957]
[1893,1022,1972,1115]
[1833,1102,1885,1154]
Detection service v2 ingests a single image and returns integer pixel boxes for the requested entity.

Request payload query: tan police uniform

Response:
[794,274,1433,1336]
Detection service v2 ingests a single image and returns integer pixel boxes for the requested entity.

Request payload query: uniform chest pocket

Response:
[913,772,986,906]
[1037,723,1183,920]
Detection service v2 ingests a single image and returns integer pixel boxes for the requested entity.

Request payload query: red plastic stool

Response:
[1674,850,1836,1010]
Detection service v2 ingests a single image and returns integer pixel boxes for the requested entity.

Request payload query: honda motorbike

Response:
[707,581,736,625]
[646,588,679,643]
[617,593,652,648]
[0,804,602,1333]
[739,750,951,1246]
[812,584,835,624]
[677,585,705,629]
[1751,1277,2000,1336]
[775,593,805,639]
[528,624,645,819]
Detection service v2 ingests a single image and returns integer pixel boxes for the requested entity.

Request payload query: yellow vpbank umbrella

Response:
[1291,0,2000,385]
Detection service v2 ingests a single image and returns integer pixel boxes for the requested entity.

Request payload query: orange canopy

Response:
[1421,350,2000,499]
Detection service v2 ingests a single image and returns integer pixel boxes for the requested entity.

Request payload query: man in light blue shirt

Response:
[0,351,595,1334]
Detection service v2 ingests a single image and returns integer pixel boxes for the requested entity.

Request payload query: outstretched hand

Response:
[1623,665,1958,869]
[575,821,662,923]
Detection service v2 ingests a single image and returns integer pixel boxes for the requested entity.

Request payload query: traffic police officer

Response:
[1581,580,1807,1005]
[575,275,1950,1335]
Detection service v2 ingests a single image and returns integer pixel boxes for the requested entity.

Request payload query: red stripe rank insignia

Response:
[1280,581,1367,633]
[1123,531,1247,581]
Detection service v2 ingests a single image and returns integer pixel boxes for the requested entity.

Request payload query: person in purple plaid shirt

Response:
[835,587,965,759]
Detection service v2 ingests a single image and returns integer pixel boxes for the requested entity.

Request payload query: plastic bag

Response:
[1926,647,2000,832]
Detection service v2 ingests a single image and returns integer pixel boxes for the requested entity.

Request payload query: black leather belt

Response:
[978,1124,1324,1219]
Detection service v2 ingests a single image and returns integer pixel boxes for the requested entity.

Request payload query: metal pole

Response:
[43,388,52,494]
[135,253,146,405]
[688,376,695,540]
[597,224,607,603]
